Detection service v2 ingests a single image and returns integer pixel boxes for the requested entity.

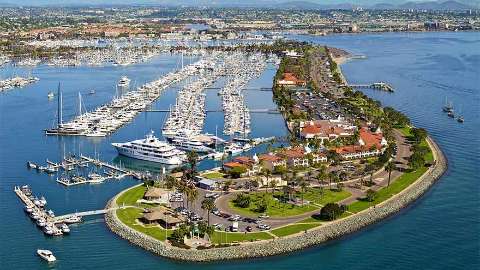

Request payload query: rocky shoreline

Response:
[104,136,447,262]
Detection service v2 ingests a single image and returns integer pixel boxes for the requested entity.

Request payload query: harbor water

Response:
[0,32,479,269]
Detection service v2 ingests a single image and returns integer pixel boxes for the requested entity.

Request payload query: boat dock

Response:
[350,82,394,92]
[28,154,144,187]
[53,206,126,223]
[15,185,128,236]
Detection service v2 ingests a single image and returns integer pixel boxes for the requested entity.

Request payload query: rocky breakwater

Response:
[105,136,446,262]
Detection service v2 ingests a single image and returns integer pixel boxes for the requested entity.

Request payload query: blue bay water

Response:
[1,32,479,269]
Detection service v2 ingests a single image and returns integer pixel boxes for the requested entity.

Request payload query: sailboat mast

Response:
[78,92,82,116]
[58,82,63,127]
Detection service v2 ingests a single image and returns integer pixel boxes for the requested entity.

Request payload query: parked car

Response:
[258,214,270,219]
[245,226,253,232]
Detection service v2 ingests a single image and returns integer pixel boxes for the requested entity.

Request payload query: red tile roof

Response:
[359,127,384,149]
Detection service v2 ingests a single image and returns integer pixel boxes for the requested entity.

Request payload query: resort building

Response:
[277,72,307,87]
[258,153,287,170]
[279,147,327,167]
[299,119,355,143]
[334,127,387,160]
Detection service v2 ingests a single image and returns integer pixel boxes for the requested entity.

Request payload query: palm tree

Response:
[164,175,177,189]
[261,168,272,193]
[201,198,215,226]
[385,161,396,186]
[299,180,309,205]
[186,150,199,176]
[187,187,199,209]
[269,179,278,194]
[327,172,337,189]
[365,164,376,186]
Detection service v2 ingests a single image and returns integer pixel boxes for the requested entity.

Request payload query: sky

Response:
[1,0,479,7]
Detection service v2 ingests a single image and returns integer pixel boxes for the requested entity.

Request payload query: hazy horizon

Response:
[1,0,479,7]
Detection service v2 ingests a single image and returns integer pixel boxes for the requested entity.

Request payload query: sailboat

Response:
[442,97,453,113]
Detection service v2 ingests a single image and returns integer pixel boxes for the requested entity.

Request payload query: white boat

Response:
[224,143,243,156]
[60,223,70,234]
[88,173,104,184]
[112,131,185,165]
[37,249,56,262]
[63,215,82,224]
[117,76,131,88]
[24,205,33,214]
[47,92,54,99]
[36,218,46,227]
[39,196,47,207]
[43,225,54,236]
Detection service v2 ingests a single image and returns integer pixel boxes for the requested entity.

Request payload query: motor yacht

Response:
[112,131,185,165]
[37,249,56,262]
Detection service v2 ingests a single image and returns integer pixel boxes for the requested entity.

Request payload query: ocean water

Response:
[0,32,479,269]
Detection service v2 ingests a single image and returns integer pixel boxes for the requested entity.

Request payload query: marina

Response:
[44,55,212,137]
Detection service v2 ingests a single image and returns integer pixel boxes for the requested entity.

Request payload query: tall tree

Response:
[201,198,215,226]
[186,150,199,176]
[385,161,396,187]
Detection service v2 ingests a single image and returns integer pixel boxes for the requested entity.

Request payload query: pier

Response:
[350,82,394,92]
[53,206,127,222]
[145,108,279,114]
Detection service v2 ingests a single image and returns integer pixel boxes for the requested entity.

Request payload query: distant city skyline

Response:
[1,0,479,7]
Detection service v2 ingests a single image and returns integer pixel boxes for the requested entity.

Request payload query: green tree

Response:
[201,198,216,225]
[319,203,344,221]
[165,175,177,189]
[385,161,396,186]
[365,189,377,202]
[187,150,199,176]
[261,168,273,193]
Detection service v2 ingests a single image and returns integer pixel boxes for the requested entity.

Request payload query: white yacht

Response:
[170,137,215,153]
[117,76,131,88]
[37,249,56,262]
[112,131,185,165]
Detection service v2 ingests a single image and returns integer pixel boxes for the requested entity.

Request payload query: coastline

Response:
[105,136,447,262]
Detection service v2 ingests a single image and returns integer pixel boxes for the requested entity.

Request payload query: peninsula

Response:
[105,41,447,261]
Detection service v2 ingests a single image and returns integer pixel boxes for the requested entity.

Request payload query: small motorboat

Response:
[24,205,33,214]
[457,116,464,123]
[63,215,82,224]
[60,223,70,234]
[37,249,56,262]
[43,225,54,236]
[30,212,40,220]
[47,92,54,99]
[36,218,46,228]
[89,89,96,95]
[39,196,47,207]
[47,209,55,218]
[27,161,37,169]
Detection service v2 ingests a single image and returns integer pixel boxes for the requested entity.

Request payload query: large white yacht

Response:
[112,131,185,165]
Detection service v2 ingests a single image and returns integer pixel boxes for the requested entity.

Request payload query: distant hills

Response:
[278,1,477,10]
[0,0,478,10]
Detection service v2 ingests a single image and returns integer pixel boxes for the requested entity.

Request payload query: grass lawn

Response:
[116,185,146,206]
[348,166,428,213]
[228,192,318,218]
[271,223,321,237]
[211,231,273,244]
[116,208,171,241]
[296,216,322,223]
[202,172,225,179]
[302,188,351,205]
